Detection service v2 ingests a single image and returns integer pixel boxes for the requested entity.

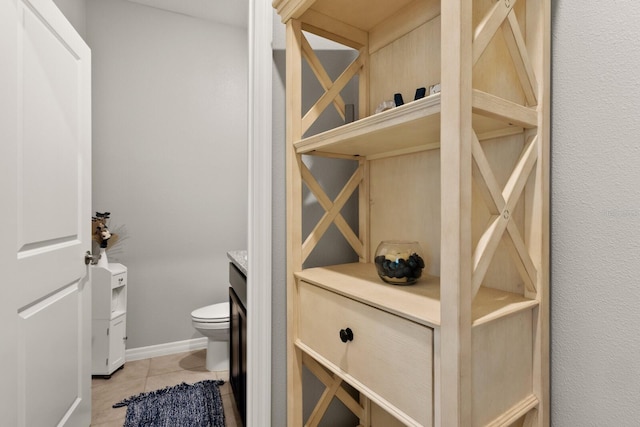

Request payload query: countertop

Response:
[227,250,248,276]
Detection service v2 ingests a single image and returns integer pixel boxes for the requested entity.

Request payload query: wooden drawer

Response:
[298,281,433,426]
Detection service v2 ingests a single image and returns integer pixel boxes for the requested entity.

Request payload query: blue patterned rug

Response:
[113,379,225,427]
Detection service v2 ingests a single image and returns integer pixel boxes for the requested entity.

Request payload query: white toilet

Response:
[191,302,230,371]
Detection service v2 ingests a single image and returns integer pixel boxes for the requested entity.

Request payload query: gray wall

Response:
[52,0,86,38]
[86,0,248,349]
[550,2,640,425]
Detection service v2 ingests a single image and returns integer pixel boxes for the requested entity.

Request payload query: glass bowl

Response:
[374,240,425,285]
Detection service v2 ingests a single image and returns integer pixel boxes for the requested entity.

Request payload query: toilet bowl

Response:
[191,302,230,371]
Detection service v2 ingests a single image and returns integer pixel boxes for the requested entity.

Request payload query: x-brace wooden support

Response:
[299,29,364,136]
[471,132,539,297]
[301,161,364,260]
[302,163,364,263]
[303,353,369,427]
[473,0,538,106]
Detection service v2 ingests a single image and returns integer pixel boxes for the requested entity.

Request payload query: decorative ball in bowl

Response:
[374,240,426,285]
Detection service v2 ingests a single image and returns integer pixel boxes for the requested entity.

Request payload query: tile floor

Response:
[91,349,243,427]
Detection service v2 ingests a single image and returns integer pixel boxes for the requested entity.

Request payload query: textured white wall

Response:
[551,2,640,425]
[86,0,247,349]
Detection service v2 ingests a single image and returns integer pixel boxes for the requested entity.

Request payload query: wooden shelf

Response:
[296,93,525,159]
[278,0,549,422]
[295,262,538,328]
[274,0,416,30]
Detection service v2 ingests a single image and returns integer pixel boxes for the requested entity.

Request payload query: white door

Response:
[0,0,92,425]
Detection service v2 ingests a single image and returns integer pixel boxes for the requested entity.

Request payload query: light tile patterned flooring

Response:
[91,349,243,427]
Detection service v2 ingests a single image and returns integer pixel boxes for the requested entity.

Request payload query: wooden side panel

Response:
[525,0,550,425]
[369,151,441,275]
[285,18,305,427]
[368,0,440,54]
[471,310,533,426]
[369,18,441,116]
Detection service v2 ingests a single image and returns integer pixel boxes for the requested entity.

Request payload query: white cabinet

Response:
[91,263,127,377]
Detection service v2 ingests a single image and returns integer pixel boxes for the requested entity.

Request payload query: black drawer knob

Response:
[339,328,354,343]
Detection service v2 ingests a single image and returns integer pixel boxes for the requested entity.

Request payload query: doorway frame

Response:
[247,0,273,425]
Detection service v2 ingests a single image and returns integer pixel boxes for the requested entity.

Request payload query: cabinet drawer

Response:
[298,281,433,426]
[111,272,126,289]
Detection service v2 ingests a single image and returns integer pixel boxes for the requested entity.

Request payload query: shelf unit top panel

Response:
[274,0,416,29]
[296,94,522,158]
[295,262,538,328]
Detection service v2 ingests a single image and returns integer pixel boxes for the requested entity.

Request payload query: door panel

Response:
[17,0,87,307]
[19,285,80,426]
[20,1,79,249]
[0,0,91,425]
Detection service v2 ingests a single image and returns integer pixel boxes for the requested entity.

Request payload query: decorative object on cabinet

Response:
[91,211,128,266]
[92,263,127,378]
[274,0,549,425]
[428,83,441,95]
[345,103,355,123]
[375,100,396,114]
[92,211,112,267]
[374,240,425,285]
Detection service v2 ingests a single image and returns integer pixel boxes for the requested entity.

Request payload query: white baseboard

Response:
[125,337,208,362]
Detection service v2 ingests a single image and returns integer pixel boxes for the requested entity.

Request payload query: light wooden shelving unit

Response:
[273,0,549,425]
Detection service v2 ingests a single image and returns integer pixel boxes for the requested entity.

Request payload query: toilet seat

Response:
[191,302,229,323]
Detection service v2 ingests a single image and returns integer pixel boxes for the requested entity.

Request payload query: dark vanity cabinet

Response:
[229,263,246,425]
